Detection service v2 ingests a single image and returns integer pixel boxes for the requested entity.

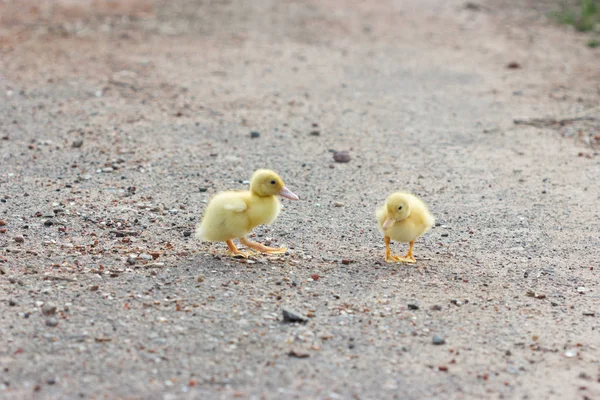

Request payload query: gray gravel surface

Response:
[1,0,599,399]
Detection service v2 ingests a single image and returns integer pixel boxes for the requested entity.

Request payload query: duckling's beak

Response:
[383,217,395,230]
[279,186,299,200]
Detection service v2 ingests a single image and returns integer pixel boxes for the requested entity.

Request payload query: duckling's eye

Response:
[398,206,403,210]
[270,180,276,185]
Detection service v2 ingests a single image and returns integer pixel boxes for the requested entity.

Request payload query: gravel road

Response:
[1,0,599,399]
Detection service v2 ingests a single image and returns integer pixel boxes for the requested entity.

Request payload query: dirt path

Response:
[1,0,599,399]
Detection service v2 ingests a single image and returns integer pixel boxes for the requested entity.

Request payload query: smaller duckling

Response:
[196,169,299,258]
[376,192,435,263]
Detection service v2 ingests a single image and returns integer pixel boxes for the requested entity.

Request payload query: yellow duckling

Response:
[376,192,435,263]
[196,169,299,257]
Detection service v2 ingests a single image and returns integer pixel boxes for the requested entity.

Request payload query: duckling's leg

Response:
[384,236,403,263]
[398,240,417,263]
[239,237,287,254]
[225,240,253,258]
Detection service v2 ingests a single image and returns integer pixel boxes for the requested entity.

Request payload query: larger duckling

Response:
[376,192,434,263]
[196,169,299,257]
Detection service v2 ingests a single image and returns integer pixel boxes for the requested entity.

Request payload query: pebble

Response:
[46,318,59,327]
[333,202,344,207]
[127,257,136,265]
[311,274,320,281]
[430,305,442,311]
[333,151,351,163]
[565,348,578,358]
[9,299,17,306]
[288,348,310,358]
[72,140,84,148]
[310,130,321,136]
[139,253,153,260]
[42,211,55,218]
[0,220,5,226]
[197,275,204,283]
[577,287,587,294]
[582,311,595,316]
[14,236,24,243]
[199,187,208,192]
[42,302,57,316]
[44,219,55,227]
[282,308,308,324]
[408,303,419,310]
[250,131,260,139]
[183,231,192,237]
[432,334,446,345]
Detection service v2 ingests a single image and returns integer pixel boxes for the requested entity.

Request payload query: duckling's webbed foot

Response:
[384,237,417,263]
[393,241,417,263]
[240,237,287,254]
[226,240,254,258]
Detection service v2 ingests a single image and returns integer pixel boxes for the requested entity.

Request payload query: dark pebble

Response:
[432,334,446,345]
[199,187,208,192]
[46,318,59,327]
[9,299,17,306]
[47,378,56,385]
[72,140,84,148]
[310,130,321,136]
[282,308,308,324]
[408,303,419,310]
[333,151,351,163]
[183,231,192,237]
[250,131,260,139]
[14,236,24,243]
[441,233,449,237]
[44,219,54,227]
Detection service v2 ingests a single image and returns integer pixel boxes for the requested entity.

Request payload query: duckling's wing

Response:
[223,197,248,212]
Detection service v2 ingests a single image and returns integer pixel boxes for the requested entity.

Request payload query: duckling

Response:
[376,192,434,263]
[196,169,299,257]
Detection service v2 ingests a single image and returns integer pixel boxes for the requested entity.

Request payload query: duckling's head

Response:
[250,169,299,200]
[382,192,411,229]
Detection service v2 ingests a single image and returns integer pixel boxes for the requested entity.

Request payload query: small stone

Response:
[432,334,446,345]
[250,131,260,139]
[288,348,310,358]
[441,233,449,237]
[430,305,442,311]
[14,236,24,243]
[582,311,595,317]
[408,303,419,310]
[46,318,59,327]
[72,140,84,148]
[551,301,559,306]
[47,378,56,385]
[507,61,521,69]
[282,308,308,324]
[438,365,449,372]
[507,365,520,375]
[42,302,57,316]
[333,202,344,207]
[183,231,192,237]
[199,187,208,192]
[8,299,17,306]
[565,348,578,358]
[139,253,152,260]
[577,287,587,294]
[311,273,320,281]
[310,130,320,136]
[341,259,351,265]
[0,220,6,226]
[44,219,55,227]
[450,299,463,306]
[89,285,99,291]
[42,211,55,218]
[197,275,204,283]
[333,151,351,163]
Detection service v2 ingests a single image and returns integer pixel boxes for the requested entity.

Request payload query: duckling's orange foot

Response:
[225,240,254,259]
[240,238,288,255]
